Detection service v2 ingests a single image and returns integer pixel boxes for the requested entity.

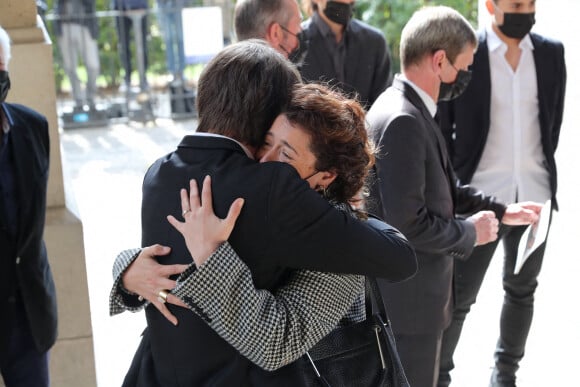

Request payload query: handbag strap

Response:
[364,276,390,322]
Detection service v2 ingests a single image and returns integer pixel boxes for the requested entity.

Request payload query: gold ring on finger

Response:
[157,289,170,304]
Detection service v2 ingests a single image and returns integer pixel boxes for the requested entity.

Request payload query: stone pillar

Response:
[0,1,96,386]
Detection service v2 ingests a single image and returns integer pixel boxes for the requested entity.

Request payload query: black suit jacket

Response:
[299,16,391,108]
[137,134,416,386]
[0,103,57,354]
[438,31,566,209]
[366,78,505,334]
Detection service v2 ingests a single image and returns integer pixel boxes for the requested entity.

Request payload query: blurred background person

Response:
[54,0,100,110]
[234,0,303,59]
[111,0,149,92]
[297,0,392,108]
[156,0,186,84]
[0,25,57,387]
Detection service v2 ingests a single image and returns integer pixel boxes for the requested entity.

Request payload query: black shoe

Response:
[489,368,516,387]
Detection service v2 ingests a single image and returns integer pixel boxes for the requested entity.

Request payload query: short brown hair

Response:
[400,6,477,68]
[196,40,301,148]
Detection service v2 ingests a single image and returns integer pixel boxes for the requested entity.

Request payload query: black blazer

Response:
[298,16,391,108]
[438,31,566,209]
[136,134,416,386]
[0,103,57,354]
[366,78,505,334]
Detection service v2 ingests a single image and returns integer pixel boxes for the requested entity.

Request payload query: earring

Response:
[316,185,327,198]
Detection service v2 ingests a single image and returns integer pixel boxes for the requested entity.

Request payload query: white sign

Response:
[182,7,224,64]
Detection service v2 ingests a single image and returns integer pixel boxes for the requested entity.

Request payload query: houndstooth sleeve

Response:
[109,248,148,316]
[173,242,364,371]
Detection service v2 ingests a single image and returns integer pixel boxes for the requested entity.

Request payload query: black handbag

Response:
[298,277,410,387]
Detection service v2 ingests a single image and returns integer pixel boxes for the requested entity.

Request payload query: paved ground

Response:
[59,1,580,385]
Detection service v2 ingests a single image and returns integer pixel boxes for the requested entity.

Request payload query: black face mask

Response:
[0,70,10,103]
[438,68,472,102]
[288,31,310,66]
[323,1,354,26]
[498,12,535,39]
[279,25,309,65]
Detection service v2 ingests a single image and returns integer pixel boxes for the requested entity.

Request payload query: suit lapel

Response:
[344,22,362,80]
[396,79,449,171]
[302,21,334,79]
[395,79,457,202]
[11,122,32,242]
[530,33,550,141]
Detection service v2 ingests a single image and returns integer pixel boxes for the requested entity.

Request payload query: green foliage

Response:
[43,0,479,91]
[354,0,479,73]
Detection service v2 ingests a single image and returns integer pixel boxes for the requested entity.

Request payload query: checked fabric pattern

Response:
[173,242,364,370]
[109,248,146,315]
[109,243,365,370]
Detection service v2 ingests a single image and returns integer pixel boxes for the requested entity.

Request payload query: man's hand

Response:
[467,210,499,246]
[122,244,189,325]
[501,201,542,226]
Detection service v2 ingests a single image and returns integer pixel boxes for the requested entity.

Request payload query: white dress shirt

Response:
[470,26,550,204]
[399,74,438,118]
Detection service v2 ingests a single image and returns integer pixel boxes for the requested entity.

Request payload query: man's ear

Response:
[431,49,446,74]
[485,0,495,16]
[265,22,281,46]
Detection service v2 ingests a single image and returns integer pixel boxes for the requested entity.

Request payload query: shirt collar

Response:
[486,23,534,53]
[192,132,255,159]
[398,74,438,118]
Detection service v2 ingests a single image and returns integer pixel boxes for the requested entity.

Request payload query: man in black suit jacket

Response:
[366,7,541,387]
[0,26,57,387]
[118,40,416,386]
[437,1,566,386]
[297,0,391,108]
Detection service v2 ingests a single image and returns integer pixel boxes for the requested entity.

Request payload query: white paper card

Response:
[514,199,551,275]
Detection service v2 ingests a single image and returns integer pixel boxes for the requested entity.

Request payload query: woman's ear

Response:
[316,170,338,189]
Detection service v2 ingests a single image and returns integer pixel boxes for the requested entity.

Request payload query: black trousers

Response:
[437,217,551,386]
[116,12,149,88]
[396,332,442,387]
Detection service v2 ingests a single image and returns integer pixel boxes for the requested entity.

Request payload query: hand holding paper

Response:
[502,201,542,226]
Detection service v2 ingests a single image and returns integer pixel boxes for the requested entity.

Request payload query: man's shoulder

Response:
[349,19,385,41]
[2,103,46,122]
[530,32,565,53]
[370,84,417,115]
[368,88,423,134]
[2,103,48,136]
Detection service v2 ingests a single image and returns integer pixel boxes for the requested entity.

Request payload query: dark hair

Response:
[196,40,301,148]
[234,0,293,41]
[285,83,375,205]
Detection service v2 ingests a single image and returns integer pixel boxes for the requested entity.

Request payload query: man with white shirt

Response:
[437,1,566,386]
[366,6,541,387]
